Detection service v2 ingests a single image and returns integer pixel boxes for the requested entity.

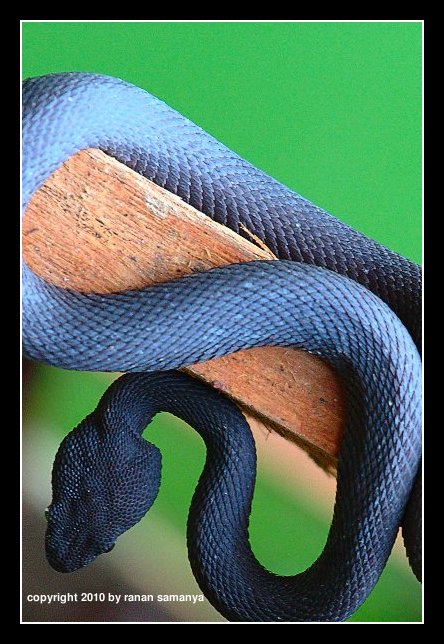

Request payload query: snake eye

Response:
[44,507,49,522]
[104,543,115,553]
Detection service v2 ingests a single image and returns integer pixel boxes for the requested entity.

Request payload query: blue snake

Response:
[22,73,422,622]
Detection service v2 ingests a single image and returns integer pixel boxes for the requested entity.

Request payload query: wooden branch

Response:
[23,149,345,472]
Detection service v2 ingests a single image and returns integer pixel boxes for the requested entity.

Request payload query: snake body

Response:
[22,73,422,622]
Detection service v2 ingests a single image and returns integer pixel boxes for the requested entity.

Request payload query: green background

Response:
[22,21,422,623]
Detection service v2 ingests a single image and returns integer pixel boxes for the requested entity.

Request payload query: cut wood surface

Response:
[23,148,345,472]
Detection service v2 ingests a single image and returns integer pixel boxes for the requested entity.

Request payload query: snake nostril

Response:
[104,543,115,553]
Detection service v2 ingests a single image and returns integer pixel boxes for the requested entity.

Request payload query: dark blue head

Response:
[45,413,161,572]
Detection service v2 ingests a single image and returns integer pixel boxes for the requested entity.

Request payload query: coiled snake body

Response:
[22,73,422,622]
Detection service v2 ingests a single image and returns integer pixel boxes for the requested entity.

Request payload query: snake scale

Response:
[22,73,422,622]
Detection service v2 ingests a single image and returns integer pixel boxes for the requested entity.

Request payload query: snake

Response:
[22,73,422,622]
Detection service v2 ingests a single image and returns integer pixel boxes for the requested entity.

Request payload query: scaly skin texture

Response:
[22,73,422,621]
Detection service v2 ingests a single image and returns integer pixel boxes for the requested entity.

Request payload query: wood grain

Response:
[23,148,345,472]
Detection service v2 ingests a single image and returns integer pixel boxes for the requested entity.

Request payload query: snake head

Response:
[45,412,161,573]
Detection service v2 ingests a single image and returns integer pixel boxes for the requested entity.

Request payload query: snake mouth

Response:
[46,552,97,573]
[45,536,113,573]
[45,517,116,573]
